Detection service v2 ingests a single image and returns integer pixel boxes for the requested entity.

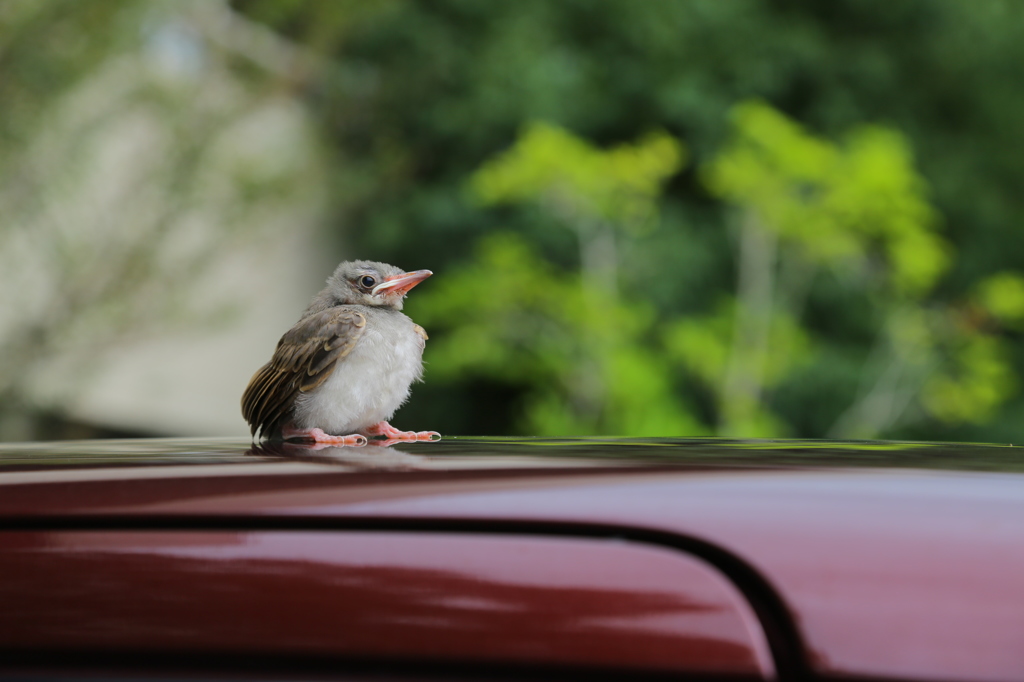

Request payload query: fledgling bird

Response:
[241,261,438,446]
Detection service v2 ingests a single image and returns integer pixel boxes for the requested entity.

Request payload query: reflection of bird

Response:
[248,441,428,470]
[242,261,439,446]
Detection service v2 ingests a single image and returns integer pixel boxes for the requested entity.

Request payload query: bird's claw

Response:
[367,434,440,447]
[365,422,441,442]
[282,427,368,447]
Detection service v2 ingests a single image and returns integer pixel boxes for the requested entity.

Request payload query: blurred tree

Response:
[11,0,1024,442]
[423,105,1020,439]
[673,101,1016,437]
[470,122,684,301]
[415,125,696,435]
[229,0,1024,441]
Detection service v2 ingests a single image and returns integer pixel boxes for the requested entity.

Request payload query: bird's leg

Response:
[365,421,440,442]
[281,425,367,447]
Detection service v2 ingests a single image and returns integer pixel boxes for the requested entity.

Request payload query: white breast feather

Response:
[292,313,425,434]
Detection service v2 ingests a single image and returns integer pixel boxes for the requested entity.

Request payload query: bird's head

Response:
[323,261,432,311]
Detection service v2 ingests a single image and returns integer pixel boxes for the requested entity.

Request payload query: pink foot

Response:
[282,426,367,447]
[365,421,440,442]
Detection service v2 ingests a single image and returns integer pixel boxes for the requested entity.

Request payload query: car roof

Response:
[3,436,1024,681]
[1,435,1021,517]
[2,433,1022,473]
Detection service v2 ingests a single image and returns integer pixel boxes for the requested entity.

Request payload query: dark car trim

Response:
[0,654,764,682]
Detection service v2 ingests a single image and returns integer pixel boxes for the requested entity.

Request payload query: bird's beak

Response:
[372,270,432,297]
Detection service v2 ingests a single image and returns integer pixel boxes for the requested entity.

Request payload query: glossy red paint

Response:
[3,438,1024,681]
[0,530,773,678]
[282,468,1023,682]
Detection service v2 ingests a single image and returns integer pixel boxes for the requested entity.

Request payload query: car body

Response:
[2,436,1023,681]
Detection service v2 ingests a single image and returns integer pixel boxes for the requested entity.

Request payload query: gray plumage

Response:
[242,261,431,441]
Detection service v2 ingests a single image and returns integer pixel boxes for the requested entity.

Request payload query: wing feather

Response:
[241,307,366,438]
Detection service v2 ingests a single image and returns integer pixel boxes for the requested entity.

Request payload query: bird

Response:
[241,260,439,446]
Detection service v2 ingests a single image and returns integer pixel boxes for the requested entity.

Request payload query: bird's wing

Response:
[241,307,366,438]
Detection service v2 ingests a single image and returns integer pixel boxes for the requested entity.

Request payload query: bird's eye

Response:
[360,275,376,288]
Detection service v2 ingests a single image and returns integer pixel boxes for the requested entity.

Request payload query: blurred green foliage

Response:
[415,232,702,436]
[8,0,1024,442]
[471,122,685,234]
[687,100,965,436]
[704,100,948,296]
[415,125,693,435]
[422,103,1019,438]
[239,0,1024,442]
